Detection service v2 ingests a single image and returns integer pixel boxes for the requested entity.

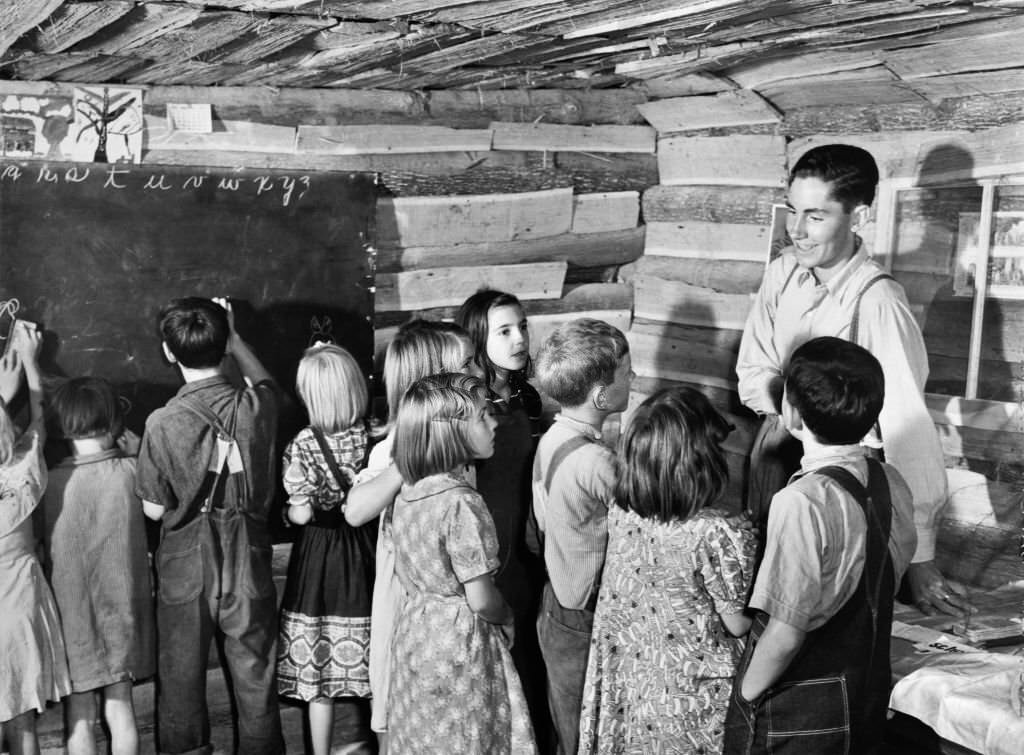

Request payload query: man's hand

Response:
[906,560,973,617]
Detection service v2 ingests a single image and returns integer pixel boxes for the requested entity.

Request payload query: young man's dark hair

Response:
[784,336,884,445]
[159,297,230,369]
[789,144,880,210]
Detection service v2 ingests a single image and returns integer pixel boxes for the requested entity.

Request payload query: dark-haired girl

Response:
[578,387,756,755]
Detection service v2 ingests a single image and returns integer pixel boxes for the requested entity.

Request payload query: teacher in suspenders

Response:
[736,143,972,618]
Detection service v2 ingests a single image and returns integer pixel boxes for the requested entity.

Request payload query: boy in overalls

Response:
[724,337,916,754]
[137,297,283,755]
[532,318,632,755]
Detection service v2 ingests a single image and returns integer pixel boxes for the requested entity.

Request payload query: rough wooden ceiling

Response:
[3,1,1024,114]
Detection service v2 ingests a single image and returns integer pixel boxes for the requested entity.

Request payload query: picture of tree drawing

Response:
[73,86,143,163]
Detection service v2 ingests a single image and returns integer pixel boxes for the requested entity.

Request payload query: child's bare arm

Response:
[214,297,273,386]
[720,610,753,638]
[345,465,403,526]
[464,574,514,626]
[739,616,806,702]
[17,327,44,429]
[142,499,166,521]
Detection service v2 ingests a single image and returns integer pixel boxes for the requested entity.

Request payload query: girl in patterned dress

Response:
[277,343,375,755]
[0,328,71,755]
[344,319,473,755]
[578,387,757,755]
[388,373,536,754]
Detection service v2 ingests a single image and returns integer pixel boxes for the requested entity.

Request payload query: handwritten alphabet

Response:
[0,162,314,206]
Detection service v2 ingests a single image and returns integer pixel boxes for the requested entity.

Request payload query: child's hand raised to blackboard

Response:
[213,296,235,335]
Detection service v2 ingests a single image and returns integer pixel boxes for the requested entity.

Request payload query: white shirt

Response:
[736,244,947,562]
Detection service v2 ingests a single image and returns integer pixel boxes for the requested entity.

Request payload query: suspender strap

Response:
[811,460,893,649]
[310,427,354,495]
[849,273,895,345]
[533,433,596,493]
[177,394,244,512]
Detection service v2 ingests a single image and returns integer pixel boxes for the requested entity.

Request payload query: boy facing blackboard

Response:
[136,297,284,755]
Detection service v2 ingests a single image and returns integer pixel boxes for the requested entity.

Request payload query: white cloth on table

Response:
[890,651,1024,755]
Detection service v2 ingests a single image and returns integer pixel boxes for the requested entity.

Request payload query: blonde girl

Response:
[344,319,472,752]
[276,343,374,755]
[0,328,71,755]
[387,373,535,753]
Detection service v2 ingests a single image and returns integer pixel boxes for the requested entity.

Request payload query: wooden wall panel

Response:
[658,134,786,187]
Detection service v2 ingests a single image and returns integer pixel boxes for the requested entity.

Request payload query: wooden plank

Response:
[644,220,769,263]
[295,125,492,155]
[0,0,63,57]
[643,185,785,225]
[887,123,1024,183]
[30,1,135,54]
[886,22,1024,80]
[72,3,204,55]
[570,192,639,234]
[375,261,567,312]
[908,69,1024,104]
[641,72,736,98]
[375,282,633,328]
[634,274,753,330]
[789,131,970,177]
[376,227,644,273]
[378,227,643,273]
[760,72,922,111]
[657,134,786,187]
[632,256,765,295]
[727,49,881,90]
[376,188,573,246]
[561,0,749,38]
[637,91,780,134]
[630,318,743,355]
[490,122,655,153]
[144,115,296,154]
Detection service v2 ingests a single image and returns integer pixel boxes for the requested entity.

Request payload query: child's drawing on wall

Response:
[72,86,144,164]
[0,94,76,159]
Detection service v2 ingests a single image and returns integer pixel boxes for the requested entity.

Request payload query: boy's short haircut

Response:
[785,336,884,445]
[535,318,629,407]
[159,297,229,369]
[49,376,124,440]
[789,144,879,211]
[392,373,485,484]
[296,344,368,434]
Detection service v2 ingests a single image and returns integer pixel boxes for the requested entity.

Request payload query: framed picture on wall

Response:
[954,212,1024,298]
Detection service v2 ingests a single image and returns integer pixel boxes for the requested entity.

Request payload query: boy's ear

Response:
[591,383,607,410]
[161,341,177,365]
[850,203,872,233]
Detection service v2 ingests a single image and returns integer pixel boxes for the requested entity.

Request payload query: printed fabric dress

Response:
[43,449,156,692]
[578,505,756,755]
[277,425,376,701]
[389,472,536,754]
[0,420,71,722]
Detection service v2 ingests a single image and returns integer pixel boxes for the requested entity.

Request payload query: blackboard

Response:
[0,160,378,434]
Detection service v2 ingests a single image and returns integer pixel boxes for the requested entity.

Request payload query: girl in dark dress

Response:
[456,289,550,746]
[277,343,375,755]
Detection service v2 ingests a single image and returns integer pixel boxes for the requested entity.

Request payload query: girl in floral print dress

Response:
[578,387,757,755]
[387,373,536,754]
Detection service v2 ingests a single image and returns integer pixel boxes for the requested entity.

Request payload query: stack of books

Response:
[951,614,1024,646]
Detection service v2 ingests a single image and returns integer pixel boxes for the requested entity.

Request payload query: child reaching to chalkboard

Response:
[0,326,72,755]
[277,343,376,755]
[43,377,155,755]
